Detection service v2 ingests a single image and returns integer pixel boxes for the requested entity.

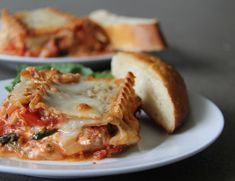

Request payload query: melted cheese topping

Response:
[43,79,120,118]
[18,8,68,30]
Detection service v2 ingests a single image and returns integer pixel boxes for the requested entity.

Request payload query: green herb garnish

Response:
[0,133,18,145]
[93,70,112,78]
[32,129,57,140]
[5,63,113,92]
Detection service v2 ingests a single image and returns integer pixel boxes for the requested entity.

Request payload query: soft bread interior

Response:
[89,9,157,26]
[112,53,178,132]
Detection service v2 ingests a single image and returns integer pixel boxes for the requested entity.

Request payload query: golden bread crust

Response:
[129,52,189,131]
[105,22,166,51]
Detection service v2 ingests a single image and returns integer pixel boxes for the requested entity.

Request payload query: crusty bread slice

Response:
[111,52,189,133]
[14,7,80,35]
[89,10,167,52]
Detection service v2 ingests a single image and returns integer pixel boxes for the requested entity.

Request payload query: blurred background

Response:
[0,0,234,180]
[0,0,233,65]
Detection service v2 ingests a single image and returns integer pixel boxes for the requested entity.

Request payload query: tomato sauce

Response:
[19,108,59,127]
[0,118,6,135]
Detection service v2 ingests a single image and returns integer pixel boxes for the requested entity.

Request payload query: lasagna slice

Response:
[0,68,141,160]
[0,8,111,57]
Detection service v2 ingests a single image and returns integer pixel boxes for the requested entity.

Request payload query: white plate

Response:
[0,53,113,64]
[0,79,224,178]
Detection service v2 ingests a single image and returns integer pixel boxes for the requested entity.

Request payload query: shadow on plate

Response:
[114,113,169,159]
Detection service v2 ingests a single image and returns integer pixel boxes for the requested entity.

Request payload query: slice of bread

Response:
[111,52,189,133]
[15,7,80,35]
[89,10,167,52]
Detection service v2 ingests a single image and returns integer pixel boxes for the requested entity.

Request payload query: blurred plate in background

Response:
[0,53,113,64]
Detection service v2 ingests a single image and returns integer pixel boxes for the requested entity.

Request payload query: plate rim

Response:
[0,79,224,178]
[0,53,114,64]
